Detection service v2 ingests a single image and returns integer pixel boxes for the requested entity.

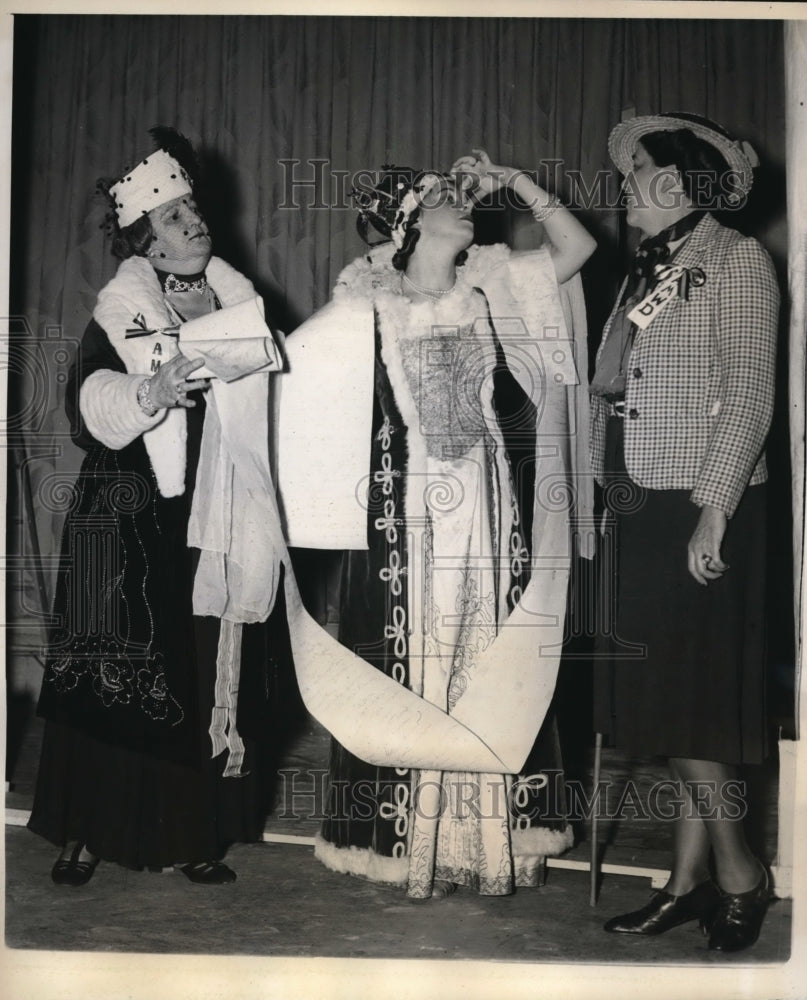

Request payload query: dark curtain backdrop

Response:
[8,15,788,645]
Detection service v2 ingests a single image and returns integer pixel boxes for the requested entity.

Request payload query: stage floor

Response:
[4,684,792,966]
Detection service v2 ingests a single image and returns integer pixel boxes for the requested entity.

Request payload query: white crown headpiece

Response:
[110,149,193,229]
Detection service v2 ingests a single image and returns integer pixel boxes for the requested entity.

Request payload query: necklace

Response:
[402,271,456,299]
[163,273,209,295]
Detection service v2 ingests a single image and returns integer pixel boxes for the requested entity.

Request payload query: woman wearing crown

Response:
[28,129,279,887]
[278,150,596,899]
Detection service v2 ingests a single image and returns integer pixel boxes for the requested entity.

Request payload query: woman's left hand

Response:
[450,148,515,198]
[687,504,729,585]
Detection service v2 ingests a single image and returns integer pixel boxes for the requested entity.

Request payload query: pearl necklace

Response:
[402,271,456,299]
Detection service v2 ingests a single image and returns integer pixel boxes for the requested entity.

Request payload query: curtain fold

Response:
[8,15,788,633]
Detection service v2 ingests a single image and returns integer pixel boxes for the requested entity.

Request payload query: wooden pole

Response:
[590,731,603,906]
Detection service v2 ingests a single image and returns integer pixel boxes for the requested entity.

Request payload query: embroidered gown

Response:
[315,246,573,897]
[28,265,283,869]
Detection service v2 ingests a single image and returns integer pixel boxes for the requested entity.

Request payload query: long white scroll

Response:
[283,549,567,775]
[274,293,575,773]
[273,297,376,551]
[201,350,570,773]
[180,295,282,382]
[189,265,579,776]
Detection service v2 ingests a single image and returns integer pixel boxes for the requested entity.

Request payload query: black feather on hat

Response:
[148,125,201,187]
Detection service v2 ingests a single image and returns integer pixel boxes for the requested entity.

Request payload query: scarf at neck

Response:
[626,210,705,301]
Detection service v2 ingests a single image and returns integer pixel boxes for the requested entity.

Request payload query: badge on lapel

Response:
[627,266,707,330]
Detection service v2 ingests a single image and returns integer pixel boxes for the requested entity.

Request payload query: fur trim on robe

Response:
[313,833,409,885]
[87,255,256,496]
[80,370,164,450]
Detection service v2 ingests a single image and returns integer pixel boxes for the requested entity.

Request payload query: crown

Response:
[352,165,447,247]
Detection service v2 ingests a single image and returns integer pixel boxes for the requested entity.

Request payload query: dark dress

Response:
[593,417,768,765]
[28,318,280,868]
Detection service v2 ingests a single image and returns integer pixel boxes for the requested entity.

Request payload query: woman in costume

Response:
[307,150,596,898]
[29,128,277,886]
[590,114,779,951]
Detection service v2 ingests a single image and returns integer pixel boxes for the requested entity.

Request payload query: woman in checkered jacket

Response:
[590,114,780,953]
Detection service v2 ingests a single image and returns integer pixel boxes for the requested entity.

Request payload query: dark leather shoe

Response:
[51,844,99,887]
[604,880,721,935]
[177,861,236,885]
[701,869,770,952]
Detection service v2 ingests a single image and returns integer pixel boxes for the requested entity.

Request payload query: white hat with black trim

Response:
[110,149,192,229]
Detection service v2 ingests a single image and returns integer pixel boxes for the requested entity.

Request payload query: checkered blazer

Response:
[590,214,779,518]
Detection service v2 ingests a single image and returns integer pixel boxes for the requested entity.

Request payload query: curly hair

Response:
[96,177,156,260]
[639,128,737,209]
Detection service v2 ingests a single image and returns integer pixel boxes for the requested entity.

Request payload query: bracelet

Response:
[531,195,563,223]
[136,378,159,417]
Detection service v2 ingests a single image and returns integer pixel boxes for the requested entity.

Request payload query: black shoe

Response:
[177,861,236,885]
[701,869,770,952]
[51,844,99,887]
[604,880,721,935]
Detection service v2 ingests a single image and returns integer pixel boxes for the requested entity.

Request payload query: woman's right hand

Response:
[147,353,206,409]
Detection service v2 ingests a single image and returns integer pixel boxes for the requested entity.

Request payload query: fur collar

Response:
[93,255,255,496]
[332,242,512,307]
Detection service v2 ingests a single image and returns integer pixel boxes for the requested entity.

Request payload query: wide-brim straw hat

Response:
[608,112,758,199]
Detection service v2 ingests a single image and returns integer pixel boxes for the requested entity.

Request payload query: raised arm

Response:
[451,147,596,283]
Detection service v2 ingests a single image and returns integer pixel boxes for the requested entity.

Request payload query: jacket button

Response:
[633,367,642,379]
[629,408,639,419]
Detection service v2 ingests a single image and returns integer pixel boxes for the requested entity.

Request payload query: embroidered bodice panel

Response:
[378,286,496,460]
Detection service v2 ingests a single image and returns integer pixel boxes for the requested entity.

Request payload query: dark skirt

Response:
[28,616,277,868]
[28,428,283,868]
[593,417,768,765]
[28,326,287,867]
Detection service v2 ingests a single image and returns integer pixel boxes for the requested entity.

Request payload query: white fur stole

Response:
[93,255,256,496]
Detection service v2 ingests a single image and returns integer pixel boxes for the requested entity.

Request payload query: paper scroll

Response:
[190,258,587,774]
[199,316,573,775]
[179,295,282,381]
[280,487,569,774]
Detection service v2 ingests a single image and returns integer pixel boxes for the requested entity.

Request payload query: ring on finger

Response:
[701,554,712,565]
